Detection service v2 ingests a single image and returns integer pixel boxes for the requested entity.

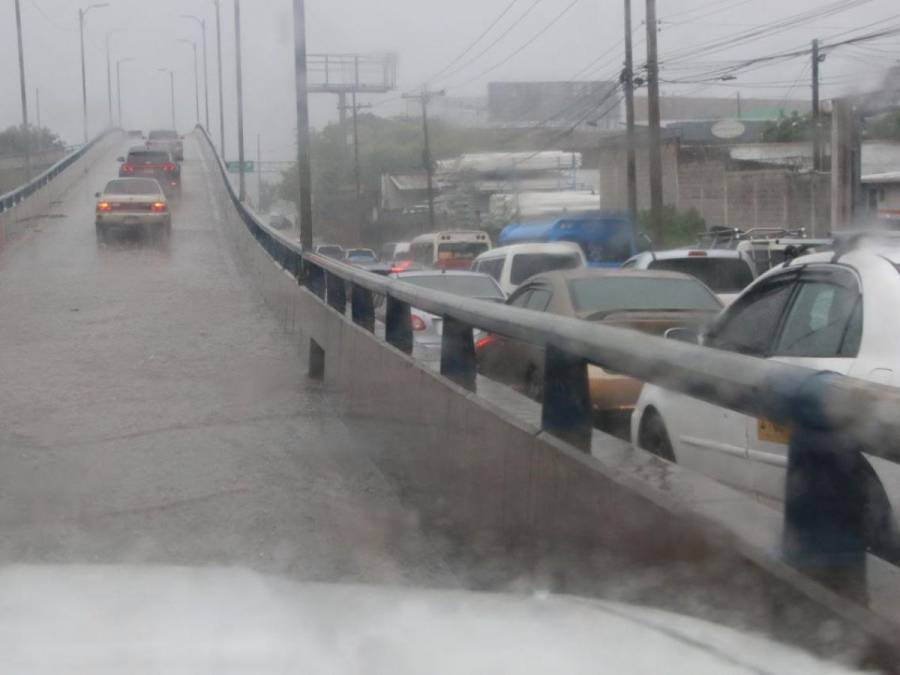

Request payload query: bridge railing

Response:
[0,129,119,216]
[197,124,900,574]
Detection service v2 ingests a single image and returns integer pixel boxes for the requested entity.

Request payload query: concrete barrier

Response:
[197,135,900,672]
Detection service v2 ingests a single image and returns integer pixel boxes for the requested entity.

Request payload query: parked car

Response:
[631,245,900,558]
[95,178,171,242]
[472,242,587,296]
[476,269,723,430]
[147,129,184,161]
[623,248,756,305]
[314,244,345,260]
[381,271,506,359]
[118,147,181,198]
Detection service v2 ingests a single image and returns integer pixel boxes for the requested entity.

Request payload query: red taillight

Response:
[96,202,112,213]
[121,164,135,173]
[411,314,427,332]
[688,250,708,257]
[475,334,498,351]
[163,163,178,172]
[151,202,167,213]
[390,260,413,273]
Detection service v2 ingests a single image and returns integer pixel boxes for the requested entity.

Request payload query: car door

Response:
[746,265,862,501]
[667,270,800,494]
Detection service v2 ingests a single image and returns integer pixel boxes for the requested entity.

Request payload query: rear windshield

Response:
[347,250,377,262]
[400,274,504,300]
[569,277,722,314]
[104,179,161,195]
[510,253,581,285]
[437,242,490,261]
[128,151,170,164]
[149,131,178,140]
[648,257,754,293]
[317,246,344,259]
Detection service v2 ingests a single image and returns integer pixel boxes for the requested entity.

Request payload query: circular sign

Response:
[711,119,747,140]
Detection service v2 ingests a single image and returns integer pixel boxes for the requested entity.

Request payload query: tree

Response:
[0,125,66,156]
[639,206,706,247]
[865,111,900,141]
[761,111,814,143]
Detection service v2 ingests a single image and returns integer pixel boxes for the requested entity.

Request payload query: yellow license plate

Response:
[757,418,792,444]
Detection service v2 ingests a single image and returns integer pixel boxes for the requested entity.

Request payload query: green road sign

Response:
[226,161,255,174]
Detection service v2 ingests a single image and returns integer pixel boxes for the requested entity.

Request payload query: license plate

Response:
[757,418,791,444]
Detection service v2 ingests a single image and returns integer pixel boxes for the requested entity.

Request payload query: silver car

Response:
[95,178,172,242]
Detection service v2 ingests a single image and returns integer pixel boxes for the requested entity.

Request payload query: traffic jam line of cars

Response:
[94,129,184,245]
[334,225,900,558]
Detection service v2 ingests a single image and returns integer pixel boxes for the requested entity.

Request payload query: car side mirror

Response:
[117,157,125,162]
[664,327,700,344]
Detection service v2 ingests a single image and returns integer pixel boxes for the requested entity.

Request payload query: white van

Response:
[471,242,586,295]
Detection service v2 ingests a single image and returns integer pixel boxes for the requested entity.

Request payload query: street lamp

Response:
[208,0,226,157]
[14,0,32,180]
[234,0,247,201]
[106,28,126,127]
[158,68,176,130]
[79,3,109,143]
[178,39,200,125]
[181,14,210,131]
[116,57,135,128]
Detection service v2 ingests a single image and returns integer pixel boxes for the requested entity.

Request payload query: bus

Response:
[409,231,492,270]
[498,212,637,268]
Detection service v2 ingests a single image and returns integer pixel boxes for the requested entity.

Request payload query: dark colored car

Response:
[118,148,182,198]
[147,129,184,161]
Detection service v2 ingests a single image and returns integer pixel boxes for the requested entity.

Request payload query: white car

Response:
[94,178,171,242]
[623,248,757,305]
[471,242,586,295]
[631,244,900,555]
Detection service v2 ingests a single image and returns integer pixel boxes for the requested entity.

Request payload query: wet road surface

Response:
[0,136,456,586]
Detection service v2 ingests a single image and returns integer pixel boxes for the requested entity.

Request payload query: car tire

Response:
[638,409,677,462]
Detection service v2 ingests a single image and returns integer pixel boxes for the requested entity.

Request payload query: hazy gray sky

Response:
[1,0,898,161]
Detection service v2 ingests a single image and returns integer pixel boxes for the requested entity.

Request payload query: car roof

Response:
[475,242,583,258]
[526,268,702,284]
[634,248,746,260]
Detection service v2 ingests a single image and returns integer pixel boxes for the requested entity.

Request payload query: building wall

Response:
[596,141,679,212]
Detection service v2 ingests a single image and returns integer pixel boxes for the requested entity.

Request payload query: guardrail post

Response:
[351,283,375,333]
[386,296,413,354]
[542,345,592,452]
[440,316,476,392]
[306,261,325,300]
[326,271,347,314]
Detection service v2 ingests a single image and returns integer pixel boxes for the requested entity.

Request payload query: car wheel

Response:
[525,366,544,403]
[638,410,677,462]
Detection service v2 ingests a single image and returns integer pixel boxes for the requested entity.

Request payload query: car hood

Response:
[0,566,856,674]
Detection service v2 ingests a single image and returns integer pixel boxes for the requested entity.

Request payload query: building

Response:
[862,172,900,223]
[634,95,809,124]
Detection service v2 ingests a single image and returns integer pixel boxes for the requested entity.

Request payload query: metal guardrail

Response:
[197,124,900,574]
[0,129,119,214]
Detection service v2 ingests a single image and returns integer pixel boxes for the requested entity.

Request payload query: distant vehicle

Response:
[631,244,900,559]
[314,244,345,260]
[381,241,411,262]
[499,212,638,268]
[147,129,184,161]
[345,248,378,264]
[623,248,757,305]
[95,178,171,243]
[471,242,586,295]
[409,231,492,270]
[476,269,722,430]
[127,130,144,138]
[268,213,293,231]
[383,270,505,359]
[118,147,181,198]
[695,226,832,273]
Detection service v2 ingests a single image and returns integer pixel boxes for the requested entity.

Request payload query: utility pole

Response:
[180,39,200,125]
[234,0,247,201]
[257,133,262,208]
[105,30,124,128]
[181,15,210,130]
[403,88,445,233]
[812,38,822,172]
[79,4,109,144]
[645,0,664,246]
[14,0,31,180]
[622,0,638,226]
[211,0,226,155]
[736,91,742,119]
[116,58,134,128]
[158,69,176,129]
[293,0,314,250]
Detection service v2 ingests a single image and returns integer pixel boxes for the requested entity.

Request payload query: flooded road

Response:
[0,135,455,586]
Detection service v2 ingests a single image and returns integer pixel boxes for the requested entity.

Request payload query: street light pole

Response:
[234,0,247,201]
[116,57,134,128]
[179,39,200,125]
[292,0,314,250]
[181,15,210,130]
[159,68,176,130]
[14,0,32,180]
[211,0,226,157]
[78,3,109,144]
[105,29,124,128]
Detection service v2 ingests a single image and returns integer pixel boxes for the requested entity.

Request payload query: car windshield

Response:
[104,179,161,195]
[128,151,169,164]
[347,250,377,262]
[400,274,504,299]
[648,257,755,293]
[510,252,582,285]
[569,277,723,314]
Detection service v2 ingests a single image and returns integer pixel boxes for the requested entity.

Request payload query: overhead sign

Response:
[226,161,255,174]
